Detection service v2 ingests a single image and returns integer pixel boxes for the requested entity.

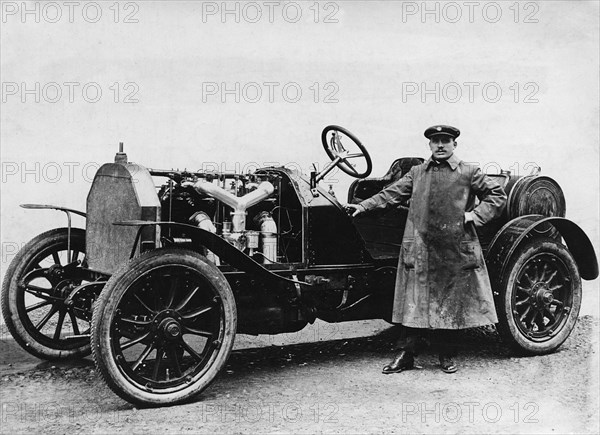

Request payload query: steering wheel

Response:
[321,125,372,179]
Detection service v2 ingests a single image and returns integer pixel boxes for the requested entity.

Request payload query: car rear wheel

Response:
[91,248,237,406]
[1,228,92,360]
[496,237,581,355]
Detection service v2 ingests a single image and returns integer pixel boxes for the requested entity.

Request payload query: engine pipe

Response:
[255,211,278,263]
[189,211,220,265]
[186,180,275,232]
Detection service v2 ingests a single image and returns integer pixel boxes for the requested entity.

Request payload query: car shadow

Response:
[222,324,513,380]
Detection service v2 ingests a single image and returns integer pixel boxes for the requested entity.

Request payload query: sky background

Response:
[1,0,598,313]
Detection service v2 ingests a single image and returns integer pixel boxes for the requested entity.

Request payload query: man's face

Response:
[429,135,457,160]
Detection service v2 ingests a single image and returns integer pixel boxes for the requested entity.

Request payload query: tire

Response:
[496,237,582,355]
[1,228,92,360]
[91,248,237,406]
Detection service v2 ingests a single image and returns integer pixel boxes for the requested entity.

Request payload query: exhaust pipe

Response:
[186,180,275,232]
[189,211,220,265]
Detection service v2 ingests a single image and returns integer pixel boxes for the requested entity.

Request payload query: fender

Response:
[115,220,312,287]
[20,204,87,257]
[485,215,599,291]
[20,203,87,218]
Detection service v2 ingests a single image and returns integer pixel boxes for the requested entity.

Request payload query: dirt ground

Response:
[0,315,598,434]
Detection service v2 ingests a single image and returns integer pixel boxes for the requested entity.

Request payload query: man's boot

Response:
[382,350,414,374]
[439,354,457,374]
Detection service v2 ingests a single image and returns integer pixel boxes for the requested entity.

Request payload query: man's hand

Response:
[345,204,364,217]
[464,211,475,225]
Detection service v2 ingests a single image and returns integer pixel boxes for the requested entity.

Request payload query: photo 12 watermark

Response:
[0,401,124,424]
[201,82,339,103]
[401,401,540,424]
[197,160,340,181]
[400,1,540,24]
[401,82,540,103]
[240,321,342,347]
[1,161,103,184]
[1,1,140,24]
[0,158,540,268]
[419,161,542,184]
[1,82,140,104]
[2,242,27,266]
[200,1,340,24]
[0,160,340,185]
[196,401,339,423]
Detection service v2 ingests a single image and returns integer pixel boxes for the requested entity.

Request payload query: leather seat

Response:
[347,157,424,260]
[348,157,424,204]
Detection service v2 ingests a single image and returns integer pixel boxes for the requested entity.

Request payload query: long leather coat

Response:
[359,154,507,329]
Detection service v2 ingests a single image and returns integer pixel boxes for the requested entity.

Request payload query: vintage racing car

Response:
[2,126,598,406]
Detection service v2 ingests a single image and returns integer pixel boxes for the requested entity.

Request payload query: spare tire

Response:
[505,175,565,239]
[506,175,566,219]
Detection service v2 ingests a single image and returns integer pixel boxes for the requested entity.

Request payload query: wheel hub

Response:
[541,291,553,304]
[532,282,553,308]
[55,279,75,299]
[153,310,183,341]
[161,319,182,339]
[47,264,64,280]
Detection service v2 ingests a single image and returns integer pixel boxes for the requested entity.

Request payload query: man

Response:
[345,125,507,374]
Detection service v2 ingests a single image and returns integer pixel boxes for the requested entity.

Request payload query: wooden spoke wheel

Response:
[91,248,237,406]
[1,228,93,359]
[496,238,581,355]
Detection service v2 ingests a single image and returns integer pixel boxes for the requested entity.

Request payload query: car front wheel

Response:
[1,228,92,360]
[91,248,237,406]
